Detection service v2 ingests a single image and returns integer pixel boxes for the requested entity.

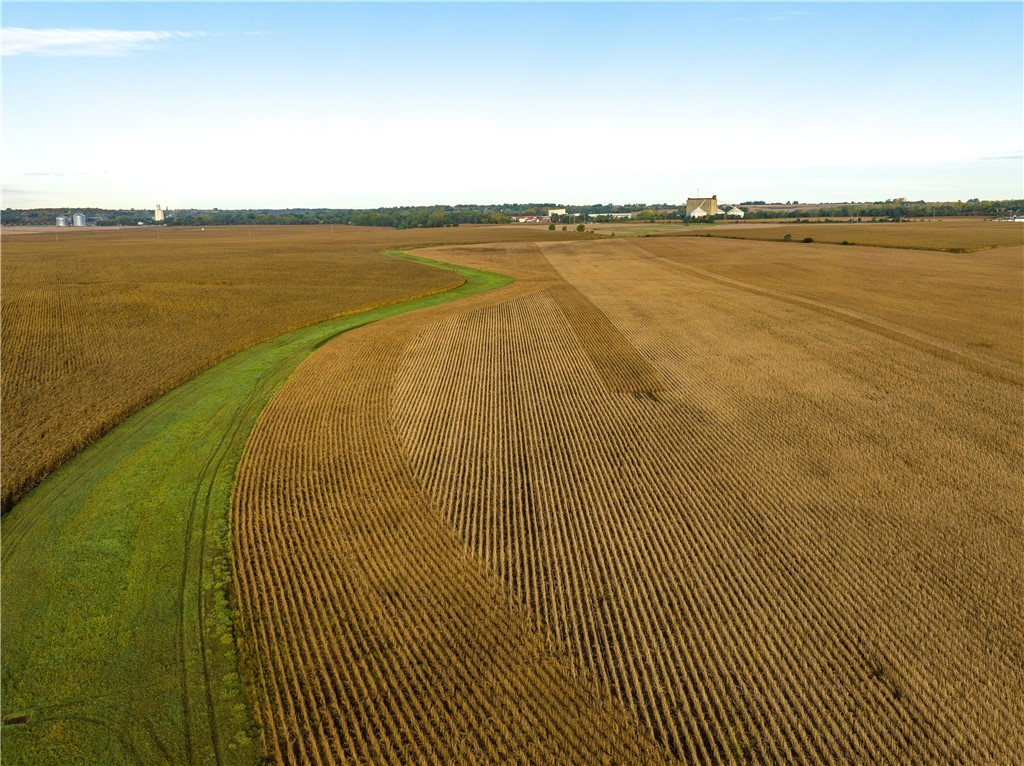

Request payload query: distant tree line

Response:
[743,199,1023,220]
[170,206,523,228]
[3,199,1020,228]
[169,203,665,229]
[0,206,509,229]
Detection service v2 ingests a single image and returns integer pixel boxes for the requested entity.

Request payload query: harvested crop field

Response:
[0,224,574,511]
[683,218,1024,252]
[232,236,1023,763]
[632,235,1024,370]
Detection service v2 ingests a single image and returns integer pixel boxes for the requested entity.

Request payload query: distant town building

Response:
[56,215,70,227]
[548,209,567,216]
[72,213,88,227]
[588,212,633,220]
[686,196,719,218]
[154,204,165,222]
[511,215,550,223]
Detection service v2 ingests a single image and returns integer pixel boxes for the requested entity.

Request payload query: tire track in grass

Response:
[180,349,299,766]
[180,390,260,764]
[1,251,499,766]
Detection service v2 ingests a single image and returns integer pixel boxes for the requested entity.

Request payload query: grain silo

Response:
[72,213,87,227]
[685,195,719,217]
[56,215,70,226]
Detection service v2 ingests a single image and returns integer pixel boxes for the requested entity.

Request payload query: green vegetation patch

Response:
[1,251,511,766]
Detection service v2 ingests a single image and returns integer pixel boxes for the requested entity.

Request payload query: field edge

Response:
[1,250,512,766]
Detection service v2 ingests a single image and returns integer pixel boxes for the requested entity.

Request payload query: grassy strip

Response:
[0,251,511,766]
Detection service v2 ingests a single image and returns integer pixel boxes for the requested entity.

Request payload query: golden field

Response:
[586,217,1023,252]
[683,218,1024,252]
[231,233,1022,762]
[0,224,575,511]
[3,221,1020,763]
[637,235,1023,371]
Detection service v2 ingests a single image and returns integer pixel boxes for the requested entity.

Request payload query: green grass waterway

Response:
[1,251,511,765]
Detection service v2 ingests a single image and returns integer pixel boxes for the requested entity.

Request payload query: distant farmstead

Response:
[511,215,551,223]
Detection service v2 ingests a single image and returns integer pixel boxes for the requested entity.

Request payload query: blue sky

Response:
[2,2,1021,209]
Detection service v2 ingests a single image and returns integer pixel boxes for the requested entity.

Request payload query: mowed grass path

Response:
[1,252,510,766]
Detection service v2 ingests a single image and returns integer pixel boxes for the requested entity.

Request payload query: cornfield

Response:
[0,225,572,511]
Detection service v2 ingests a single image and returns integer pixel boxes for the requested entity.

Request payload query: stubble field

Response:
[231,232,1023,762]
[585,218,1024,252]
[677,218,1024,252]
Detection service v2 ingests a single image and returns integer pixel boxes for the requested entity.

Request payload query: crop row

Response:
[230,286,673,764]
[231,239,1022,762]
[390,241,1022,762]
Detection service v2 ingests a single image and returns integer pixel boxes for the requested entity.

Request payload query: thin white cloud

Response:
[979,151,1023,161]
[1,28,210,57]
